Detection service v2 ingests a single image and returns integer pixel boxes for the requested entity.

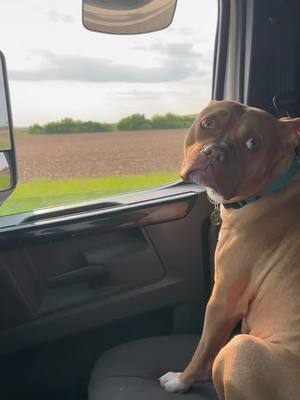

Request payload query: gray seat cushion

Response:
[89,335,218,400]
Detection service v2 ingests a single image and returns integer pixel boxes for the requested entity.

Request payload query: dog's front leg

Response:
[159,278,249,393]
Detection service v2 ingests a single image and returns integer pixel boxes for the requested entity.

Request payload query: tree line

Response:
[27,113,196,135]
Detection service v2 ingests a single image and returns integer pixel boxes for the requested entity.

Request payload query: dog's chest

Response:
[222,223,300,344]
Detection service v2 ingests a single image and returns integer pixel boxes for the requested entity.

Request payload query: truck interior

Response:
[1,0,300,399]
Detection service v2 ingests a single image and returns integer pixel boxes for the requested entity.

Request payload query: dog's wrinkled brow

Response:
[198,106,247,134]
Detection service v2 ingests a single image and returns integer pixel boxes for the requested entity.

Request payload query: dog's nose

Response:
[202,144,226,162]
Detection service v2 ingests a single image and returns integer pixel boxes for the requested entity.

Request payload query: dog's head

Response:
[180,100,300,203]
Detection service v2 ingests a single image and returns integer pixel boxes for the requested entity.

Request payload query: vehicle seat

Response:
[88,335,218,399]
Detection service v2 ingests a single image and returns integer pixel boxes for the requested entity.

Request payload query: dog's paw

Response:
[159,372,191,393]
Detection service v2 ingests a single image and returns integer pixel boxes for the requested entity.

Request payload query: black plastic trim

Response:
[235,0,246,101]
[0,52,17,195]
[212,0,230,100]
[0,191,198,247]
[0,276,184,355]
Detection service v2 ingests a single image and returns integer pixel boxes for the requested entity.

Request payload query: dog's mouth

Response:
[185,163,237,200]
[187,164,214,186]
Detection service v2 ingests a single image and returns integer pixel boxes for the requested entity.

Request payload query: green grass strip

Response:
[0,172,179,216]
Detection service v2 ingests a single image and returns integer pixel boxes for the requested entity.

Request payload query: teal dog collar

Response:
[223,155,300,210]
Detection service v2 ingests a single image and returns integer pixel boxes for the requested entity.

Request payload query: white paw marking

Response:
[159,372,191,393]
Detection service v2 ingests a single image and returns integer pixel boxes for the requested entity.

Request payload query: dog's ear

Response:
[280,117,300,130]
[279,117,300,149]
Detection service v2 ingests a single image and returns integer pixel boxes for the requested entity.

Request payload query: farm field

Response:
[2,129,187,215]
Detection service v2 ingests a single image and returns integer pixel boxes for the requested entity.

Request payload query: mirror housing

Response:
[82,0,177,35]
[0,52,17,204]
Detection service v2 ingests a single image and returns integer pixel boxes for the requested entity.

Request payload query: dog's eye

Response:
[201,119,215,129]
[246,137,257,150]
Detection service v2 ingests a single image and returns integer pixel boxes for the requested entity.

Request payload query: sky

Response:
[0,0,217,126]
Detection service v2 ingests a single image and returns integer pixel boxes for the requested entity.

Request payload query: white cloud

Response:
[9,42,209,83]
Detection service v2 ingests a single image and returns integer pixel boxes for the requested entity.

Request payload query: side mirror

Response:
[0,52,17,204]
[82,0,178,35]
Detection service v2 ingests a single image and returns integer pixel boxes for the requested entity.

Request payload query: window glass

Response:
[0,0,217,216]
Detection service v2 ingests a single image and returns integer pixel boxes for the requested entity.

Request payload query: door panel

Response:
[0,184,215,400]
[29,229,164,313]
[0,185,213,355]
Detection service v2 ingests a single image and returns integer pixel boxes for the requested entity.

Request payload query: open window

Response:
[0,0,217,220]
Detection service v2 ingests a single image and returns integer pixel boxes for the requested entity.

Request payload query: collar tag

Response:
[210,204,222,226]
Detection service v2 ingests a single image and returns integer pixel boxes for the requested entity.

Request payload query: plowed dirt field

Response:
[15,129,186,183]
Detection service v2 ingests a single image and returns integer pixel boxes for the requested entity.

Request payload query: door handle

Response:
[47,264,108,288]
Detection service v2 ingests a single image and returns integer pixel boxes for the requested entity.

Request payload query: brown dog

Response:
[159,100,300,399]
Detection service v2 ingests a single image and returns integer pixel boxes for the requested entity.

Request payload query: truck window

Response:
[0,0,217,216]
